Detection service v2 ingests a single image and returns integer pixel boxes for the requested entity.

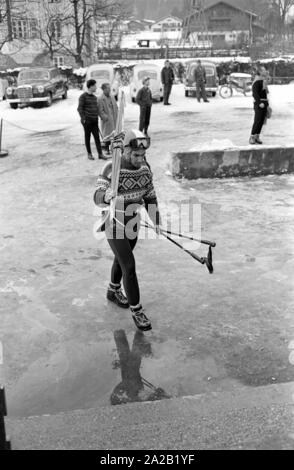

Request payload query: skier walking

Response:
[94,129,162,332]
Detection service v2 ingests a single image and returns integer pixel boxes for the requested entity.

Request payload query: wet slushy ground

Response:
[0,86,294,435]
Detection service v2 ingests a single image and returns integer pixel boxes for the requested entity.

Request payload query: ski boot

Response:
[255,135,263,144]
[249,135,256,145]
[107,284,129,309]
[131,305,152,332]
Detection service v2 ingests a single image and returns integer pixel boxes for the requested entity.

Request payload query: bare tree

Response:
[29,1,65,61]
[0,0,12,50]
[275,0,294,25]
[96,5,130,52]
[259,0,294,30]
[55,0,123,66]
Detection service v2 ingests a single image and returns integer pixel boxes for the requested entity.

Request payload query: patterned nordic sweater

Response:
[94,161,160,225]
[252,79,268,106]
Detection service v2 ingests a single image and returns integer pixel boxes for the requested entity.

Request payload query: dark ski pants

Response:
[163,84,172,104]
[139,105,151,134]
[196,82,207,101]
[83,119,102,156]
[251,105,267,135]
[107,235,140,307]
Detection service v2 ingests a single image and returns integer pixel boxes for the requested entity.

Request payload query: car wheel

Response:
[132,97,136,103]
[212,92,216,97]
[10,103,18,109]
[160,96,164,102]
[45,93,53,107]
[62,88,68,100]
[185,90,189,97]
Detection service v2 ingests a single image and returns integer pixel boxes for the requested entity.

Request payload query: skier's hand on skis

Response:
[111,132,126,152]
[104,188,116,204]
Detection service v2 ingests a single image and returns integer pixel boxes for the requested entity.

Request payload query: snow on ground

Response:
[0,81,294,154]
[1,78,294,420]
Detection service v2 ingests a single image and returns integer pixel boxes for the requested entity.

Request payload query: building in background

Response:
[0,0,103,68]
[183,0,267,49]
[150,16,183,33]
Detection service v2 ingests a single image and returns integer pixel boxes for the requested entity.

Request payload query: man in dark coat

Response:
[249,66,269,145]
[136,77,152,136]
[161,60,175,105]
[194,60,209,103]
[77,79,107,160]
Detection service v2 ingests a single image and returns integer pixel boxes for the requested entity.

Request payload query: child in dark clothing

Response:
[136,77,152,136]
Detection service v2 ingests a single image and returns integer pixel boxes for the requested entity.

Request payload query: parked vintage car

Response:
[184,60,219,98]
[83,63,119,98]
[130,63,163,103]
[5,67,68,109]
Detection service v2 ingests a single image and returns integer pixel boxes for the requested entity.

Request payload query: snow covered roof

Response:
[153,16,183,24]
[142,19,155,24]
[73,67,87,76]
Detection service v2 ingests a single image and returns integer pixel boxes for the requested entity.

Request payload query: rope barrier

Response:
[3,118,80,135]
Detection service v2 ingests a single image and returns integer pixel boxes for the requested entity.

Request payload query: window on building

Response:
[30,19,38,38]
[12,19,28,39]
[53,56,64,67]
[209,18,231,29]
[50,20,62,40]
[12,19,40,39]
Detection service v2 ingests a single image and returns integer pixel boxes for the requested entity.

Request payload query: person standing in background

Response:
[249,66,269,145]
[136,77,153,136]
[77,79,107,161]
[161,60,175,106]
[98,83,118,154]
[194,60,209,103]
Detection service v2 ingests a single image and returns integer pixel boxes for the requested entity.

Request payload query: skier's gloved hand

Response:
[104,188,116,204]
[111,132,126,152]
[259,103,265,109]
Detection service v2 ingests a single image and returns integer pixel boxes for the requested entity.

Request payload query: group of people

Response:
[135,59,210,136]
[135,59,175,137]
[78,79,118,160]
[77,59,211,159]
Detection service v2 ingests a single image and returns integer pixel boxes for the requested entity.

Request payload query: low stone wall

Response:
[171,146,294,180]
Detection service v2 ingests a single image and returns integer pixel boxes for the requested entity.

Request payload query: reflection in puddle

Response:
[111,330,171,406]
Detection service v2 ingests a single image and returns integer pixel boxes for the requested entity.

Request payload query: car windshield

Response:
[90,70,111,80]
[137,70,158,81]
[189,65,215,77]
[18,70,50,83]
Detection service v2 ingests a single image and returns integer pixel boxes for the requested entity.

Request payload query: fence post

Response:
[0,118,9,159]
[0,342,11,450]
